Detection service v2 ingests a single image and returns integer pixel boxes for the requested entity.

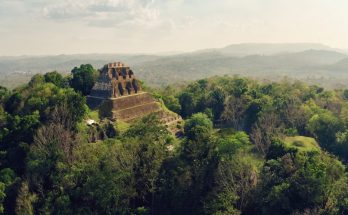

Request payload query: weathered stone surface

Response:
[97,92,161,121]
[87,62,182,135]
[111,92,155,110]
[112,101,160,122]
[87,62,155,120]
[88,62,140,100]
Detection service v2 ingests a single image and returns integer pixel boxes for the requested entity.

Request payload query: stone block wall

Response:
[113,102,161,122]
[95,92,161,122]
[103,62,140,98]
[111,92,154,110]
[111,92,161,122]
[87,61,182,135]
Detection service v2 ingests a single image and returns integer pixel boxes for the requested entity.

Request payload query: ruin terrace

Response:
[87,62,182,134]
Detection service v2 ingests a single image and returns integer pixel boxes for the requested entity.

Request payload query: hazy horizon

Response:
[1,0,348,56]
[0,42,342,58]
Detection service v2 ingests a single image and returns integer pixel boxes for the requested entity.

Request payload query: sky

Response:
[1,0,348,56]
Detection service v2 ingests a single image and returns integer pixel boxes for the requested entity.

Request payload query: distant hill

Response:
[133,48,348,87]
[0,54,161,88]
[328,58,348,71]
[1,43,348,89]
[198,43,338,56]
[0,54,160,74]
[274,49,347,65]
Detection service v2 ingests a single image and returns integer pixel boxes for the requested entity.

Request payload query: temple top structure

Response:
[86,62,182,135]
[88,62,141,99]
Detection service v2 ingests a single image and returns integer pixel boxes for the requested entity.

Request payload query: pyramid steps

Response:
[112,102,161,122]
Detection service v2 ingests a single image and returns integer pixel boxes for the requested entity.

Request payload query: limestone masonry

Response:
[87,62,182,134]
[88,62,140,102]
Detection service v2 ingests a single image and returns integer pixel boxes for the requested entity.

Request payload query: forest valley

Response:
[1,64,348,215]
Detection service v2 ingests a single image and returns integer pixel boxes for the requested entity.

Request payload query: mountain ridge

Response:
[1,43,348,89]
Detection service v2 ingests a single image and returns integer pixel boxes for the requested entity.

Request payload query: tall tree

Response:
[70,64,97,96]
[44,71,67,88]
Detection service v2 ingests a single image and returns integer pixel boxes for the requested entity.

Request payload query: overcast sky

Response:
[1,0,348,56]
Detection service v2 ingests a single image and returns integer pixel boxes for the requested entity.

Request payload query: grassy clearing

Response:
[116,120,130,134]
[284,136,320,152]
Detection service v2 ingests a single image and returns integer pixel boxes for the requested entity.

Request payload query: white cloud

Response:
[41,0,160,27]
[2,0,348,55]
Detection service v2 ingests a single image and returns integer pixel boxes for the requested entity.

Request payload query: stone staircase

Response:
[109,92,161,122]
[94,92,182,135]
[112,102,161,122]
[157,110,183,136]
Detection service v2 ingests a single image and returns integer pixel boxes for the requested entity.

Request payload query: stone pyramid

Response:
[87,62,182,133]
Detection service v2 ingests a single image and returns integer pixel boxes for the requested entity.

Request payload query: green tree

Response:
[221,95,251,130]
[335,130,348,161]
[208,87,225,121]
[4,92,22,114]
[179,113,217,214]
[44,71,66,88]
[70,64,97,95]
[230,78,249,97]
[0,86,9,106]
[125,115,170,211]
[204,132,255,215]
[26,123,77,214]
[307,112,344,150]
[343,89,348,100]
[184,113,213,141]
[252,151,346,215]
[162,95,181,114]
[28,74,45,88]
[68,140,136,214]
[216,131,251,158]
[179,92,196,118]
[15,181,36,215]
[0,182,5,214]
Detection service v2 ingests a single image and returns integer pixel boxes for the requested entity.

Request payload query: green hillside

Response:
[284,136,320,152]
[1,65,348,214]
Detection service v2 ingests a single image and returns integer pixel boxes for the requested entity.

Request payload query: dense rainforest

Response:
[1,64,348,215]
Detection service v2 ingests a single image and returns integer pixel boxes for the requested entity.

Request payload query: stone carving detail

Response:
[89,62,141,99]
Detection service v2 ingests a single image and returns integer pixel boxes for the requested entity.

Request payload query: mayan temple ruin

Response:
[87,62,182,133]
